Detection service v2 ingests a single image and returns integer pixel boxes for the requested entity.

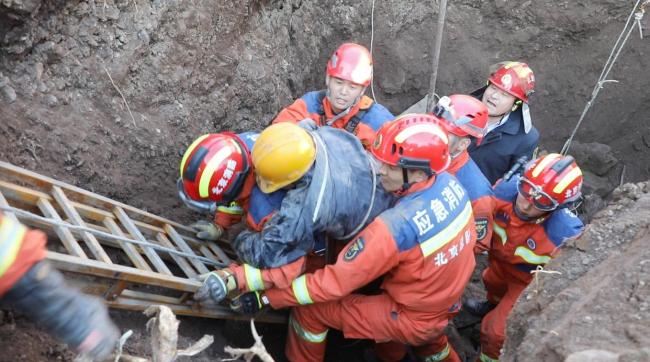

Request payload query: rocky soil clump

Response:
[504,182,650,361]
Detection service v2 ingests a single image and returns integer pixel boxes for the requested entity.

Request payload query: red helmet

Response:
[433,94,489,139]
[180,133,251,204]
[371,114,450,175]
[326,43,373,87]
[488,61,535,103]
[518,153,583,211]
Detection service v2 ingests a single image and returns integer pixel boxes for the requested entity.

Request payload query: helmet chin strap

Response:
[512,200,548,224]
[401,168,411,192]
[325,90,364,126]
[450,148,464,159]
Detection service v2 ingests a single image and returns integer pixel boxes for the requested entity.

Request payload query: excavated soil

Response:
[1,0,650,360]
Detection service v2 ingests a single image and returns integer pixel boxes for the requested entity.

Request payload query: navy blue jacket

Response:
[468,87,539,185]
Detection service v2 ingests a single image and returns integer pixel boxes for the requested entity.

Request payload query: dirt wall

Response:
[2,0,650,223]
[2,0,650,360]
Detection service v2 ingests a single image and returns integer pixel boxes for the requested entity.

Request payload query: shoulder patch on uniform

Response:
[526,238,536,250]
[343,237,365,261]
[475,218,488,241]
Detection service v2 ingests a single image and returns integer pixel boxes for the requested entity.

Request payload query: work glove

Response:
[190,219,224,241]
[3,261,120,361]
[74,298,121,361]
[193,268,237,304]
[229,291,270,315]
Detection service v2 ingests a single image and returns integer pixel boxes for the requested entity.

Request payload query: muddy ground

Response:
[1,0,650,360]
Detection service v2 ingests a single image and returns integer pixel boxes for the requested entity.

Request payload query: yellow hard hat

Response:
[252,122,317,193]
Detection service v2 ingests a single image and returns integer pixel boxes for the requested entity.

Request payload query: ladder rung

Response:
[164,224,210,274]
[51,186,112,264]
[156,233,198,279]
[114,207,172,276]
[37,198,87,258]
[103,217,152,271]
[0,190,19,222]
[206,241,231,264]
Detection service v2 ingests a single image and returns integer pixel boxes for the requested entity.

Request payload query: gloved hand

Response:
[190,220,224,241]
[193,268,237,304]
[229,291,270,315]
[3,261,120,361]
[74,298,121,361]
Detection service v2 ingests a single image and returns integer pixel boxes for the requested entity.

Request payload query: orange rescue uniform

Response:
[478,178,584,361]
[262,173,476,362]
[0,214,47,296]
[272,91,393,148]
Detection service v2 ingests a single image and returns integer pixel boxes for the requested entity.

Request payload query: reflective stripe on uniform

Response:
[514,246,551,265]
[290,315,328,343]
[423,343,450,362]
[217,201,244,215]
[291,275,314,305]
[420,201,473,257]
[0,217,27,277]
[244,264,264,291]
[479,352,499,362]
[493,222,507,245]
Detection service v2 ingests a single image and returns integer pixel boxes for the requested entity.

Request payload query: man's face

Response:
[378,162,405,192]
[514,193,547,219]
[482,83,517,117]
[326,76,365,113]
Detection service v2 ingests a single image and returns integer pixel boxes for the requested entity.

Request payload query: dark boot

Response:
[463,298,496,317]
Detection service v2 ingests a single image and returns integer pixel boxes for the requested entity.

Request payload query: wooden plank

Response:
[156,233,198,279]
[122,289,185,305]
[58,259,287,323]
[37,198,87,258]
[114,207,172,276]
[163,224,210,274]
[210,242,234,264]
[103,218,151,271]
[107,296,287,323]
[67,281,186,306]
[0,190,19,222]
[47,251,199,292]
[0,180,231,253]
[0,179,163,235]
[199,245,217,261]
[51,186,113,264]
[0,161,197,235]
[206,238,231,265]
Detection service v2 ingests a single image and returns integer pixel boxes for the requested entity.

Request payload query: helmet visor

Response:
[517,177,558,211]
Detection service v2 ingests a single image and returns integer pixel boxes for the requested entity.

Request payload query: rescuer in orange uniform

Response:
[372,95,496,361]
[0,212,119,360]
[191,123,394,306]
[272,42,394,147]
[231,114,477,362]
[434,94,496,252]
[177,131,287,241]
[464,154,585,361]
